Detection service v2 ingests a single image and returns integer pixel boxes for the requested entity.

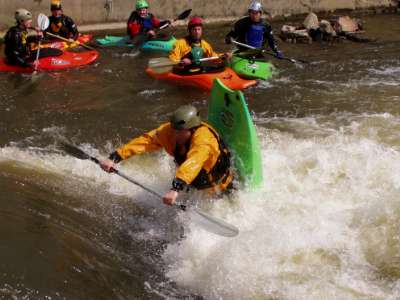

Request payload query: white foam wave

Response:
[163,116,400,299]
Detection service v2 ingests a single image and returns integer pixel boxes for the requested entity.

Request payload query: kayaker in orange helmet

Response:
[100,105,233,206]
[4,9,46,67]
[45,0,79,41]
[169,17,232,74]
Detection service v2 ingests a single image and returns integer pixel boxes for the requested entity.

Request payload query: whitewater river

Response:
[0,13,399,299]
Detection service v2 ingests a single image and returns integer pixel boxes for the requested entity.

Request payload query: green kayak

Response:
[96,35,176,53]
[229,52,275,80]
[208,79,263,189]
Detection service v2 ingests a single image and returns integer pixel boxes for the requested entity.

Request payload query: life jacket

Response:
[174,124,231,190]
[4,26,31,64]
[48,15,77,39]
[245,22,265,48]
[142,15,154,30]
[182,37,205,66]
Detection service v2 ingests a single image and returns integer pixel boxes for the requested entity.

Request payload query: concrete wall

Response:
[0,0,398,30]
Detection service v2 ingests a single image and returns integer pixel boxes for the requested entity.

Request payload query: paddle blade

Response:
[176,9,192,20]
[37,13,49,31]
[189,209,239,237]
[59,142,91,160]
[148,57,175,68]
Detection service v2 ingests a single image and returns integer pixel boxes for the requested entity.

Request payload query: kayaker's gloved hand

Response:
[100,159,116,173]
[180,58,192,66]
[222,52,232,60]
[275,50,284,59]
[163,190,178,206]
[147,30,156,37]
[225,36,232,44]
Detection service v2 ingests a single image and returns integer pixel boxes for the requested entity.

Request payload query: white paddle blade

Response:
[37,13,49,31]
[189,209,239,237]
[148,57,177,69]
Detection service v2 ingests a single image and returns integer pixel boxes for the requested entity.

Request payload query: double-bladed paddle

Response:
[45,31,95,50]
[231,39,309,64]
[129,9,192,55]
[148,56,222,74]
[59,142,239,238]
[159,8,192,30]
[31,13,50,81]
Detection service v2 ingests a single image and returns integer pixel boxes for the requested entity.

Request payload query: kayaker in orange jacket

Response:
[100,105,233,206]
[169,17,232,74]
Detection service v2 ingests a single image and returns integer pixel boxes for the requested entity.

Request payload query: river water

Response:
[0,13,399,300]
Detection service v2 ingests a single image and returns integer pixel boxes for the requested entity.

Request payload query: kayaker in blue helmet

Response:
[225,0,283,59]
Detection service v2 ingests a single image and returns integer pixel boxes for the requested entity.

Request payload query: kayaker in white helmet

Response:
[225,0,283,59]
[3,9,46,68]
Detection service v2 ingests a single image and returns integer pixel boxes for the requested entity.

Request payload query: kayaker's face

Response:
[189,26,202,41]
[138,8,148,18]
[249,10,262,22]
[175,129,192,145]
[51,9,62,17]
[20,19,32,29]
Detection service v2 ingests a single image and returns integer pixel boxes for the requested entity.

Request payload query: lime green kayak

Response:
[96,35,176,53]
[230,53,274,80]
[208,79,263,189]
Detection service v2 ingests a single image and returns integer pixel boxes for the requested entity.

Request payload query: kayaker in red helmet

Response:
[45,0,79,41]
[225,0,283,59]
[100,105,233,206]
[127,0,173,39]
[169,16,232,74]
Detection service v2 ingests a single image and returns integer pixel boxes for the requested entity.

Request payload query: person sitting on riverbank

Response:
[45,0,79,41]
[169,17,231,74]
[100,105,233,206]
[127,0,172,40]
[225,0,283,58]
[3,9,45,67]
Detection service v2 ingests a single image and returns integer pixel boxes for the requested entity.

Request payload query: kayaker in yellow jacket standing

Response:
[100,105,233,206]
[169,17,232,74]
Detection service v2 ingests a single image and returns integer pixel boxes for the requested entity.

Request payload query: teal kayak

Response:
[229,52,275,80]
[208,79,263,189]
[96,35,176,53]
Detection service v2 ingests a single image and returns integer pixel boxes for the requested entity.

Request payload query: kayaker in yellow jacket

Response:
[169,17,232,74]
[100,105,232,206]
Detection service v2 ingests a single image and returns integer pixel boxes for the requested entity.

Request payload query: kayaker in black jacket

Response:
[225,0,283,59]
[4,9,44,67]
[45,0,79,41]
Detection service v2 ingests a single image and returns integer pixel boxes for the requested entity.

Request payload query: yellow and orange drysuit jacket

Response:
[109,122,232,192]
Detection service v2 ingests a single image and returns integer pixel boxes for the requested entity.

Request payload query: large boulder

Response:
[303,12,319,30]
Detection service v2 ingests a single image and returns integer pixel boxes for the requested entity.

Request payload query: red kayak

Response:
[145,67,257,91]
[0,50,99,73]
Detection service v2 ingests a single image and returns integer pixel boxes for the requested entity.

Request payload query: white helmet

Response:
[15,8,32,22]
[248,1,263,12]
